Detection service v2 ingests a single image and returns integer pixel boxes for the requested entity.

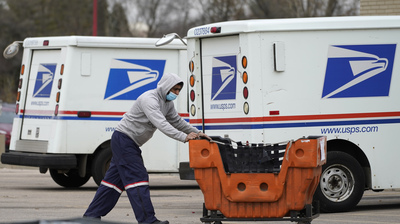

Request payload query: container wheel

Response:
[91,145,112,186]
[313,151,365,212]
[50,169,90,188]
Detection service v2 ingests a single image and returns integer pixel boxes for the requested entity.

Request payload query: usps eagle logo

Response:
[322,44,396,99]
[211,55,237,100]
[104,59,166,100]
[33,63,57,98]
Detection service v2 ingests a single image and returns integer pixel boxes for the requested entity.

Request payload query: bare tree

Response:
[249,0,359,19]
[196,0,249,24]
[108,2,131,37]
[120,0,198,38]
[135,0,161,37]
[0,0,120,102]
[119,0,163,37]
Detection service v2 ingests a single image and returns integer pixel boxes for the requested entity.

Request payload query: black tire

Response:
[49,169,91,188]
[313,151,365,212]
[91,145,112,186]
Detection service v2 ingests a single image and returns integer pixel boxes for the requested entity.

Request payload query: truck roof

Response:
[23,36,186,50]
[187,16,400,38]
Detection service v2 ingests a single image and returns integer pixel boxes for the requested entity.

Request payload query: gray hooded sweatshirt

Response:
[116,72,199,147]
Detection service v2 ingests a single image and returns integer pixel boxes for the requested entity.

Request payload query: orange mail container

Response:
[189,136,327,219]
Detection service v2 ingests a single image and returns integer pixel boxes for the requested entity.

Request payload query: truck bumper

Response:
[1,151,77,169]
[179,162,195,180]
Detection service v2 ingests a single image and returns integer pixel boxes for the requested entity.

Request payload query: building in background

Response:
[361,0,400,15]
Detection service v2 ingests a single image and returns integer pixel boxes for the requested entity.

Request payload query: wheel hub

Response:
[320,165,353,202]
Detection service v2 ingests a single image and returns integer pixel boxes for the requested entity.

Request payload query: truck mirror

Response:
[3,41,23,59]
[155,33,187,47]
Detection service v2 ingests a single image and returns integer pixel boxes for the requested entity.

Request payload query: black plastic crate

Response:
[211,136,286,174]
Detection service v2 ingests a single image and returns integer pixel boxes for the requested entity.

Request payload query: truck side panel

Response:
[10,38,188,173]
[192,25,400,189]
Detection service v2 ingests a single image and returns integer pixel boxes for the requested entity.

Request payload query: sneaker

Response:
[139,220,169,224]
[153,221,169,224]
[82,215,101,220]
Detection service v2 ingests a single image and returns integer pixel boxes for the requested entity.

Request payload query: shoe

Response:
[139,220,169,224]
[152,221,169,224]
[82,215,101,220]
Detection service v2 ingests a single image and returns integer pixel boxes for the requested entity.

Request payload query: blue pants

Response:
[84,131,157,223]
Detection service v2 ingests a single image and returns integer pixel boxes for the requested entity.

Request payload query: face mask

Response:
[166,92,177,101]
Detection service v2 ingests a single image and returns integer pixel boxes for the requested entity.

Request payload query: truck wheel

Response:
[49,169,90,188]
[91,145,112,186]
[313,151,365,212]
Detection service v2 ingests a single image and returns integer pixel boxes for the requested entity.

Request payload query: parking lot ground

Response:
[0,168,399,224]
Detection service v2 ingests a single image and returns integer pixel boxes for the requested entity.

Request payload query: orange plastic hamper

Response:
[189,136,326,222]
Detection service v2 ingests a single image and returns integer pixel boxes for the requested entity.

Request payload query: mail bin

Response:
[189,136,326,223]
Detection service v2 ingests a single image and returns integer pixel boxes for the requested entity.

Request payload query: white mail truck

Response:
[1,36,189,187]
[184,16,400,212]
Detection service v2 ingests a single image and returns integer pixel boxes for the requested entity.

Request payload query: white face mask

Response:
[166,92,177,101]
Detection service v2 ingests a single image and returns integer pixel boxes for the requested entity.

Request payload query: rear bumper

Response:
[179,162,195,180]
[1,151,77,169]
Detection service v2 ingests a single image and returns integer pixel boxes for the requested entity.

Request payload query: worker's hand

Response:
[198,132,212,141]
[185,132,212,142]
[185,132,199,142]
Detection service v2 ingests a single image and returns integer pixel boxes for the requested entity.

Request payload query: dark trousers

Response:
[84,131,157,223]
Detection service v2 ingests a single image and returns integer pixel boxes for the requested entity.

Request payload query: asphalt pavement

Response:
[0,168,400,224]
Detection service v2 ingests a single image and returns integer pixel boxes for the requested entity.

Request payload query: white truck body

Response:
[186,16,400,212]
[1,36,189,187]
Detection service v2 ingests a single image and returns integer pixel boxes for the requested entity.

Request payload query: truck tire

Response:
[313,151,365,212]
[49,169,91,188]
[91,146,112,186]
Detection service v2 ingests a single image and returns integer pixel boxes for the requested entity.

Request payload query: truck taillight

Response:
[190,105,196,116]
[43,40,49,46]
[242,71,248,84]
[189,61,194,73]
[15,104,19,114]
[189,59,196,116]
[243,102,249,115]
[16,91,21,102]
[56,92,60,103]
[242,56,249,115]
[18,78,23,88]
[20,64,25,75]
[56,67,63,112]
[210,27,221,33]
[190,75,195,87]
[269,111,280,115]
[242,56,247,68]
[190,90,195,102]
[78,111,91,118]
[243,87,248,99]
[58,79,62,89]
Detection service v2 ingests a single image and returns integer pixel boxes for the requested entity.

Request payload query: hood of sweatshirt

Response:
[157,73,183,100]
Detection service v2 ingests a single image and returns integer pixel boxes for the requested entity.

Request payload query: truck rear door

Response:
[20,49,61,144]
[200,35,245,137]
